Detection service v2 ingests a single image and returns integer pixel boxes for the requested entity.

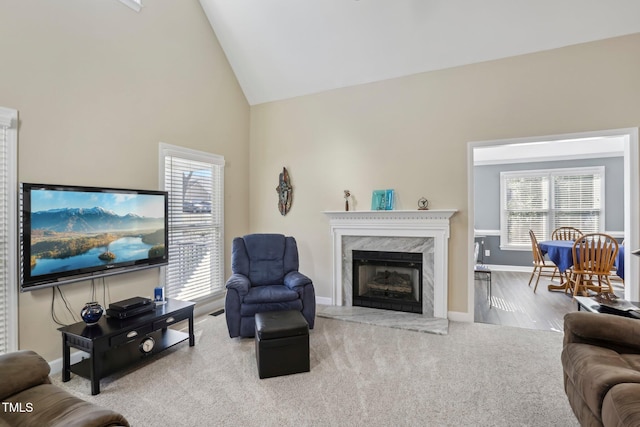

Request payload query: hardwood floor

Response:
[473,270,624,332]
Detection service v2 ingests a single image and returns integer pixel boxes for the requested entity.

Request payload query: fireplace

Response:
[324,209,456,319]
[352,250,423,313]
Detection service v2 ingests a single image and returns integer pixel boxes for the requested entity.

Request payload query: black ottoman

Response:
[254,310,310,379]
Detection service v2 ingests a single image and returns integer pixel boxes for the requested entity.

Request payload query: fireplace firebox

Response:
[352,250,423,314]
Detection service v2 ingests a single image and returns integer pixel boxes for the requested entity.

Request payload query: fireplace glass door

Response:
[352,250,423,314]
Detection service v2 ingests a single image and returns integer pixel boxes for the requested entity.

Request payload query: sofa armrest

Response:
[225,273,250,296]
[564,312,640,354]
[284,271,312,289]
[0,350,51,401]
[2,384,130,427]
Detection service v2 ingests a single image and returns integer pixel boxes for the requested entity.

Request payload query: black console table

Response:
[59,298,195,395]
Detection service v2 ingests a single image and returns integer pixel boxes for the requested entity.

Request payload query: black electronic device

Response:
[106,303,154,320]
[20,183,168,292]
[109,296,152,312]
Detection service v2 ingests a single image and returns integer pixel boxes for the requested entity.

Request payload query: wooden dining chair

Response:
[608,239,625,286]
[528,229,558,292]
[569,233,619,297]
[551,226,584,241]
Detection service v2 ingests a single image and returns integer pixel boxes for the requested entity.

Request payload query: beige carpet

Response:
[52,315,578,426]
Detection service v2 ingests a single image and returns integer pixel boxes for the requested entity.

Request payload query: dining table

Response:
[537,239,625,292]
[537,240,575,292]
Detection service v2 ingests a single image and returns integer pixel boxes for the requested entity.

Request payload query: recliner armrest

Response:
[564,312,640,354]
[225,273,251,296]
[284,271,312,289]
[0,350,51,401]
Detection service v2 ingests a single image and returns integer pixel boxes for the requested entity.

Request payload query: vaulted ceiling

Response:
[199,0,640,106]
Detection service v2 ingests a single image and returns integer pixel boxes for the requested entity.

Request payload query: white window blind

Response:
[160,144,225,302]
[503,173,549,246]
[0,107,17,355]
[501,167,604,248]
[552,171,602,233]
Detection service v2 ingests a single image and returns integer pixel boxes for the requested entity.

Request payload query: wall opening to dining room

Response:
[467,128,639,328]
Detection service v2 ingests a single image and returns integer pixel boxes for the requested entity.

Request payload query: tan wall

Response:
[1,0,250,361]
[249,33,640,315]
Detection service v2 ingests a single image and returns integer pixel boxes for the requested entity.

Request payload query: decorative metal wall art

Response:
[276,167,292,216]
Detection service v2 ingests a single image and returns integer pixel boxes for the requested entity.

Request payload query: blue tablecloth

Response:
[616,245,625,280]
[538,240,574,273]
[538,239,624,279]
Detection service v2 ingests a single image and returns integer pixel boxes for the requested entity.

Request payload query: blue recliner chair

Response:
[224,233,316,338]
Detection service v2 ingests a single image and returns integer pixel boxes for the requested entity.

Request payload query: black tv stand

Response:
[58,298,195,395]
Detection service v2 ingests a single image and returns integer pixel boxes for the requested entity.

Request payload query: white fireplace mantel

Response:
[323,209,457,319]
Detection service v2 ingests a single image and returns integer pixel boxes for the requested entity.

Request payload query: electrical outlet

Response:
[484,249,490,257]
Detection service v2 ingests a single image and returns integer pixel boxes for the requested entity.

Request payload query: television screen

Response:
[20,183,168,291]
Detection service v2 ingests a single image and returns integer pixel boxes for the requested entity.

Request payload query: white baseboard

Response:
[481,264,532,273]
[194,297,224,318]
[316,296,332,306]
[49,350,88,376]
[448,310,473,322]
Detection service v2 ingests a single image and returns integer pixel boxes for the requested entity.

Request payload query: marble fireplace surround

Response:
[323,210,456,320]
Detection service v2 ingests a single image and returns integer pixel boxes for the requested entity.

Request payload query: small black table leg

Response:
[90,346,100,395]
[61,333,71,382]
[189,313,195,346]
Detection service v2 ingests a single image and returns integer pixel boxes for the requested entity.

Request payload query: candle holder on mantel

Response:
[344,190,351,211]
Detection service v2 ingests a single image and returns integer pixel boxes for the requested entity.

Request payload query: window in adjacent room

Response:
[159,143,225,302]
[0,107,18,355]
[500,166,604,249]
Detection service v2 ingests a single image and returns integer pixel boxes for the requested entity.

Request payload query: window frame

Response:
[159,143,225,303]
[500,166,605,250]
[0,107,18,355]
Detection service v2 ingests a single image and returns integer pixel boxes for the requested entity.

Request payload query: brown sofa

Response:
[0,350,129,427]
[562,312,640,426]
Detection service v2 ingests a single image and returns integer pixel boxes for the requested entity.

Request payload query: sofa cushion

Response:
[0,350,50,401]
[562,343,640,418]
[240,300,303,317]
[602,383,640,427]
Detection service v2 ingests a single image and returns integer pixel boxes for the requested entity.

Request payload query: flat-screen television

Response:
[20,183,169,291]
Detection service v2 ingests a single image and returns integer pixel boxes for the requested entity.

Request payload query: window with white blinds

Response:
[159,143,225,302]
[501,166,604,249]
[0,107,17,355]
